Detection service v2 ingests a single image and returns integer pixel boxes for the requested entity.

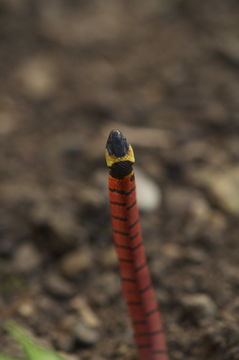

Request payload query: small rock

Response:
[191,166,239,216]
[60,248,92,278]
[17,299,35,317]
[15,56,58,99]
[14,243,42,272]
[135,167,161,212]
[32,201,78,240]
[31,201,79,254]
[161,243,182,260]
[99,246,117,268]
[181,294,217,321]
[166,187,211,221]
[72,322,100,346]
[70,296,100,328]
[79,185,105,206]
[45,273,74,298]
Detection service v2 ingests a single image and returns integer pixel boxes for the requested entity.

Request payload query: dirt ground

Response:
[0,1,239,359]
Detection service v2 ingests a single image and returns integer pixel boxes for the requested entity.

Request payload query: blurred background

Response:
[0,1,239,359]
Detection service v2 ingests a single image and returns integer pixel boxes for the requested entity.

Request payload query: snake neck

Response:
[110,161,133,179]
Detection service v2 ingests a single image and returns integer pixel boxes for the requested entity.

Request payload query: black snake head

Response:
[106,129,129,158]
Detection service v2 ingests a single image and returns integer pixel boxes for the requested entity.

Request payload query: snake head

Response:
[105,130,135,167]
[106,129,129,157]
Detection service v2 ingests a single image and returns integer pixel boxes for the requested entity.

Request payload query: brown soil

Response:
[0,1,239,359]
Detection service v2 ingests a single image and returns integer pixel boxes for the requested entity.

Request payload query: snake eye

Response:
[106,129,129,157]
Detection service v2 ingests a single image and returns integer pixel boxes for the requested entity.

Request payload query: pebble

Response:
[192,166,239,216]
[98,246,117,268]
[135,167,161,212]
[181,294,217,322]
[31,201,80,253]
[45,273,74,298]
[63,298,101,347]
[79,185,105,206]
[166,187,210,220]
[15,56,58,99]
[17,299,35,317]
[161,243,182,260]
[70,296,101,328]
[32,201,78,240]
[60,248,92,278]
[72,322,100,346]
[13,243,42,273]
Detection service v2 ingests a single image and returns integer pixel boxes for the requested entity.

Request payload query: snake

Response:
[105,130,169,360]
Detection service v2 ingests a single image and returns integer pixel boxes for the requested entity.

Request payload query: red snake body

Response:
[106,130,169,360]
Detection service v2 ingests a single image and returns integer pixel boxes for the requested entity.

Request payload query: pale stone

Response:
[135,167,161,211]
[192,166,239,216]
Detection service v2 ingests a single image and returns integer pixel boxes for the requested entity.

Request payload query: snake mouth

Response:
[105,129,135,167]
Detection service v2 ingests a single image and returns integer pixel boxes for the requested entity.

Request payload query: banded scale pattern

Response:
[106,130,169,360]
